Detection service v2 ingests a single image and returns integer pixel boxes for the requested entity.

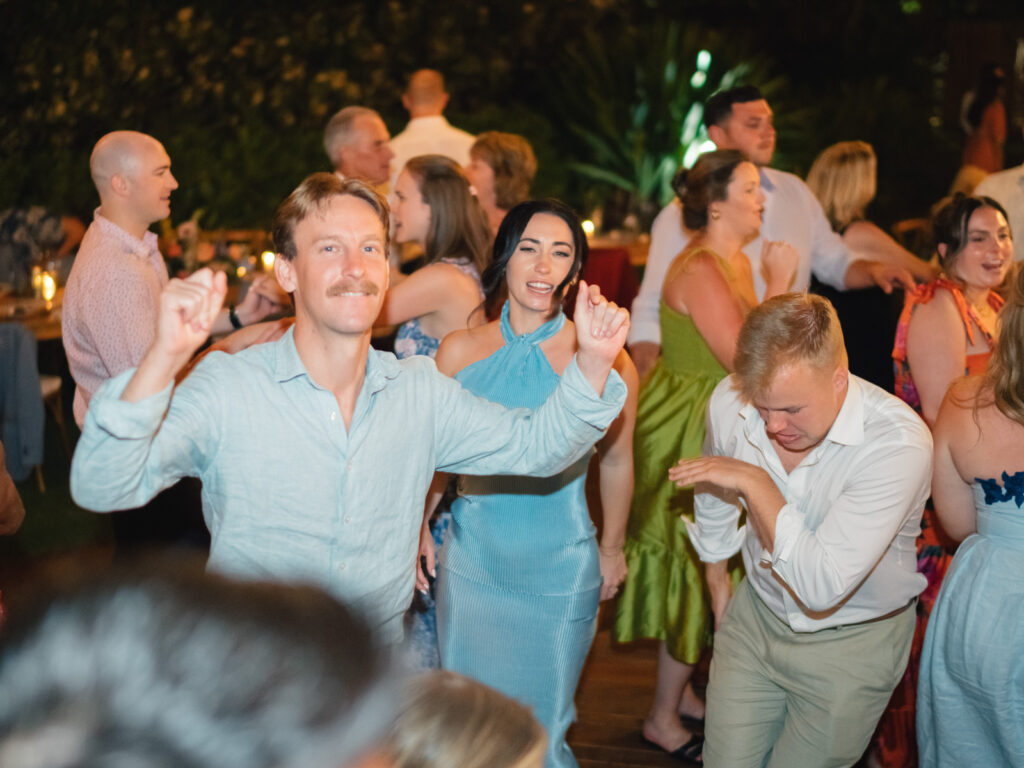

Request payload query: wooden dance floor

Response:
[568,609,696,767]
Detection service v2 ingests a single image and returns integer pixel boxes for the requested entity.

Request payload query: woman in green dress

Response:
[614,149,798,760]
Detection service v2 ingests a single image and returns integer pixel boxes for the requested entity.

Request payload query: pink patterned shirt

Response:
[62,209,168,426]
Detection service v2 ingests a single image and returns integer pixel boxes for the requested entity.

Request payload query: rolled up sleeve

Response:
[686,393,747,562]
[72,363,220,512]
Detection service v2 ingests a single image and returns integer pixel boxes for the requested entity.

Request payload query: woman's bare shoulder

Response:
[435,320,503,377]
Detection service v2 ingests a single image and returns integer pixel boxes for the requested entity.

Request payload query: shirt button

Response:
[344,515,351,523]
[330,411,338,421]
[339,563,346,571]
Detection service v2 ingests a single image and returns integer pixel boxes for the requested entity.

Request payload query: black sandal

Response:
[642,733,704,764]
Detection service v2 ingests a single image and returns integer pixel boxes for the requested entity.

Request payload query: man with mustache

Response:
[71,174,630,648]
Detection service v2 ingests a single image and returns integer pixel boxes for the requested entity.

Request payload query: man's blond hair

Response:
[734,293,846,399]
[271,173,390,262]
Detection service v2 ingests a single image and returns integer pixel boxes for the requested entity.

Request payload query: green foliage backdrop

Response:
[0,0,1005,230]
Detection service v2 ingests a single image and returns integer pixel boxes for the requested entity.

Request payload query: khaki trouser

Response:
[704,578,914,768]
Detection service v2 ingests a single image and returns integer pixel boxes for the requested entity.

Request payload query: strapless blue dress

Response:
[436,303,601,768]
[917,470,1024,767]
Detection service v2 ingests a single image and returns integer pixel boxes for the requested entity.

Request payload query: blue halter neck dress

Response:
[917,470,1024,766]
[436,302,602,768]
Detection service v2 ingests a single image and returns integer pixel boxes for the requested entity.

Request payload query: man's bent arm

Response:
[71,362,220,512]
[685,398,748,563]
[122,269,229,403]
[627,201,688,348]
[770,438,932,612]
[804,182,853,291]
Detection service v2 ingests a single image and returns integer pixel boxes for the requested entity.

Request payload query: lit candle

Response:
[261,251,276,270]
[582,220,596,236]
[236,265,248,278]
[41,273,56,302]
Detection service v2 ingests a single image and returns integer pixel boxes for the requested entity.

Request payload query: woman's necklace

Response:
[971,293,998,336]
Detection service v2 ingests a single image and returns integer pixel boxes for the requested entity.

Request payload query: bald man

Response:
[62,131,283,552]
[388,70,474,191]
[63,131,282,427]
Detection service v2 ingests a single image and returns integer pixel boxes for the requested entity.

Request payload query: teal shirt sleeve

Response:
[71,361,222,512]
[433,356,626,476]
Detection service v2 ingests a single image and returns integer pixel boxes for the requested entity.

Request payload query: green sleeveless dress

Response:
[614,297,729,663]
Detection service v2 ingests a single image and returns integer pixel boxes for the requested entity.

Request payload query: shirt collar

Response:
[92,207,160,258]
[272,324,402,394]
[738,372,866,449]
[407,115,451,129]
[758,167,776,193]
[824,375,865,446]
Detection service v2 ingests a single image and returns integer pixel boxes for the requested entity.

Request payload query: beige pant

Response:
[704,579,914,768]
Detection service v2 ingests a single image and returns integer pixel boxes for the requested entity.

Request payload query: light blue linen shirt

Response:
[71,327,626,644]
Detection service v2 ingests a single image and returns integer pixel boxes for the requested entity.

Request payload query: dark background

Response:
[2,0,1022,232]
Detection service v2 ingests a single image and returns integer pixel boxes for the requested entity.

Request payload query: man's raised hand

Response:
[121,269,227,404]
[156,268,228,363]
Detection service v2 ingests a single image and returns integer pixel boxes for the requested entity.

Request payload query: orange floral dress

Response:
[872,277,1003,767]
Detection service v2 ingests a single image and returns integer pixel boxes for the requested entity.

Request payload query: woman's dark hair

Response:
[672,149,750,231]
[402,154,492,276]
[481,199,588,317]
[966,62,1005,130]
[931,193,1011,279]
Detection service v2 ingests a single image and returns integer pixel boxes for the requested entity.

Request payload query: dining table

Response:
[0,287,64,342]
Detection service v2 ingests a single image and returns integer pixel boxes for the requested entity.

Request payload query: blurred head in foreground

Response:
[0,564,395,768]
[385,670,546,768]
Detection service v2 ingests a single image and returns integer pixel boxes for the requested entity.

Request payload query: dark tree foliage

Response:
[0,0,1017,228]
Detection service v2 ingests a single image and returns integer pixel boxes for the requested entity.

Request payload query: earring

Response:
[710,209,721,220]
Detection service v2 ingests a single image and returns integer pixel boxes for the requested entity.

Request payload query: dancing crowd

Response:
[0,73,1021,768]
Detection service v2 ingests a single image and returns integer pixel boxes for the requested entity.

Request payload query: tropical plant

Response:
[543,21,784,229]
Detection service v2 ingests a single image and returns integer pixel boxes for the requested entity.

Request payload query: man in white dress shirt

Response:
[628,85,913,378]
[671,293,932,767]
[388,69,474,191]
[324,106,395,187]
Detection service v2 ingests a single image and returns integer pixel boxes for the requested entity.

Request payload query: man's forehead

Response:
[731,100,772,120]
[299,195,385,239]
[138,140,171,168]
[354,114,388,141]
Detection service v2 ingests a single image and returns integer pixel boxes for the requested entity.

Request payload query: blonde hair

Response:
[271,173,389,262]
[983,265,1024,425]
[386,671,546,768]
[806,141,877,232]
[734,293,846,399]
